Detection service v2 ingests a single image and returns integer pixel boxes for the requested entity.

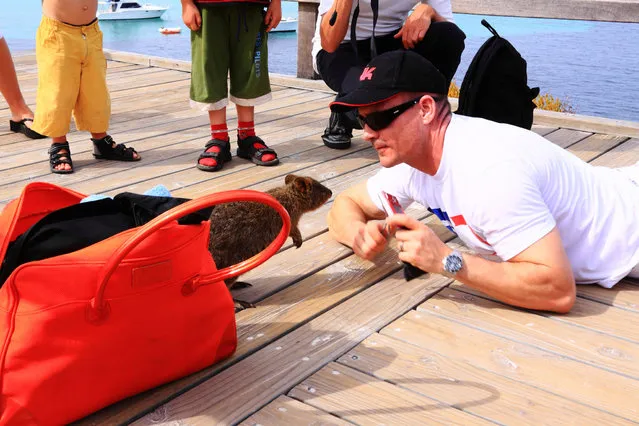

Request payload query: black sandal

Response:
[48,142,74,174]
[197,139,232,172]
[236,135,279,166]
[9,118,47,139]
[91,135,140,161]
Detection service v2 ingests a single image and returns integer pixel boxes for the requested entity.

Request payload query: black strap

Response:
[349,0,379,60]
[350,1,360,59]
[370,0,378,57]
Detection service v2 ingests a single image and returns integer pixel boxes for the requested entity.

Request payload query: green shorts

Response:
[190,4,271,110]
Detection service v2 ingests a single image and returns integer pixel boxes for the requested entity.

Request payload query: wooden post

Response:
[297,0,320,79]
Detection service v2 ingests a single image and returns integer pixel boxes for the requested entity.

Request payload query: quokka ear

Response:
[285,174,298,185]
[293,177,312,194]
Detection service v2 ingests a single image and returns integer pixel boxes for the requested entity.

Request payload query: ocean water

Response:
[2,1,639,122]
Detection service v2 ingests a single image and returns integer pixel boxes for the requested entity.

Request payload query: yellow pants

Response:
[32,16,110,137]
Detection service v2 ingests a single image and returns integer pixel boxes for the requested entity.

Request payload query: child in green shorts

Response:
[182,0,282,172]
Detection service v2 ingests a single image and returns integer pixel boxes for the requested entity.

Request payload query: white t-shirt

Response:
[311,0,454,73]
[367,114,639,288]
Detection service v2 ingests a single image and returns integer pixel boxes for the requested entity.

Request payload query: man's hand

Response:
[352,220,390,260]
[386,214,449,272]
[265,0,282,32]
[394,3,436,49]
[181,0,202,31]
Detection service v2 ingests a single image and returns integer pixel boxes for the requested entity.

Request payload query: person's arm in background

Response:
[320,0,353,52]
[395,2,446,48]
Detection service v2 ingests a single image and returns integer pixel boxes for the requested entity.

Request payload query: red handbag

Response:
[0,182,290,425]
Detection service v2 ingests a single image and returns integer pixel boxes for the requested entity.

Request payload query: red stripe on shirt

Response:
[451,214,493,249]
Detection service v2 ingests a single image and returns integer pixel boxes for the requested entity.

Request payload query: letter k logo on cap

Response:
[359,67,376,81]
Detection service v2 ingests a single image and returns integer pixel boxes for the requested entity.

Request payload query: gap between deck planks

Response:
[381,309,638,421]
[239,395,352,425]
[330,333,633,425]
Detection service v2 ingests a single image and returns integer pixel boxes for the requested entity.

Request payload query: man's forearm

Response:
[320,0,353,52]
[327,194,368,247]
[452,252,576,313]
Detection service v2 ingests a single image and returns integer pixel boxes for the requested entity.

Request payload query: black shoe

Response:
[322,111,353,149]
[9,118,47,139]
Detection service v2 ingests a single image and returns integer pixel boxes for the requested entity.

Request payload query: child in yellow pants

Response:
[32,7,140,174]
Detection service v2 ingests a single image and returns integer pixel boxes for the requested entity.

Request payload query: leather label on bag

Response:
[132,261,172,288]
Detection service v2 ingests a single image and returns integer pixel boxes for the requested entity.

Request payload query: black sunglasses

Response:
[357,96,422,131]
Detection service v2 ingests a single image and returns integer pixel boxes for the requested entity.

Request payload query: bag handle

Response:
[87,190,291,321]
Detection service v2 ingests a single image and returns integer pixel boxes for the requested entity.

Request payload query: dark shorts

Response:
[190,4,271,109]
[316,21,466,96]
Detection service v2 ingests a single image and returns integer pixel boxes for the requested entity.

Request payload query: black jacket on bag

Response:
[0,193,213,286]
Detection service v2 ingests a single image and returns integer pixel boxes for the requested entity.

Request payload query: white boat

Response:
[271,17,297,33]
[159,27,181,35]
[97,1,168,20]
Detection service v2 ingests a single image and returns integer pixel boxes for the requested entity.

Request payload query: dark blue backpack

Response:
[457,20,540,129]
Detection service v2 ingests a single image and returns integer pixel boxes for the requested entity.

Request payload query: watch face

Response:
[445,252,463,273]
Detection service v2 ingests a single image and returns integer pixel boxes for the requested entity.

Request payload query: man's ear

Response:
[419,95,438,125]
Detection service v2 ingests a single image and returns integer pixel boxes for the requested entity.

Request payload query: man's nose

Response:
[362,126,378,142]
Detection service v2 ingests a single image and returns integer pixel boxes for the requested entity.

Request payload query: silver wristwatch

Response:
[442,250,463,275]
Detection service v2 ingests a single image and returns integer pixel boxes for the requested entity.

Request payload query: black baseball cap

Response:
[330,50,448,113]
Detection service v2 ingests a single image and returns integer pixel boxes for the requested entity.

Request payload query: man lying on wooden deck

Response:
[327,50,639,314]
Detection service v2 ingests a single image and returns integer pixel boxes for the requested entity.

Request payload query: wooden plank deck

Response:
[2,55,638,425]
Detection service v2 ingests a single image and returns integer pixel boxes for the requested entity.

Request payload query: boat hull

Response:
[271,19,297,33]
[97,9,167,20]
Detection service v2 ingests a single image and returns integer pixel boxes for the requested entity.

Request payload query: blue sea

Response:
[2,0,639,122]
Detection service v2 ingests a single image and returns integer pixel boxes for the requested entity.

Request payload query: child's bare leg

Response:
[209,108,227,129]
[0,38,34,123]
[198,108,228,169]
[236,104,254,125]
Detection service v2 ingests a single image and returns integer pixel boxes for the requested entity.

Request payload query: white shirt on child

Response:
[311,0,454,72]
[367,114,639,288]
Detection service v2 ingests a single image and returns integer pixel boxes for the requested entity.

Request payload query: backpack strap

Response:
[481,18,500,37]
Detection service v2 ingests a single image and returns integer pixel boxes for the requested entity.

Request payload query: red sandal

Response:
[197,139,232,172]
